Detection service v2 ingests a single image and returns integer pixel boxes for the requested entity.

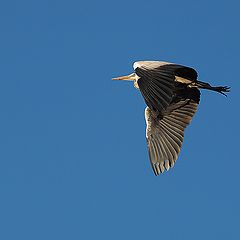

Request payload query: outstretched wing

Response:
[145,87,200,175]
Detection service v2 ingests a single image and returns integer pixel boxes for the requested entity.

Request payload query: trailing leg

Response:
[195,80,230,96]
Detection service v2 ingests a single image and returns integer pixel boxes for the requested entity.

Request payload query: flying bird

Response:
[113,61,230,175]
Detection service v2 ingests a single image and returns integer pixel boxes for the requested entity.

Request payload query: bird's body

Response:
[113,61,229,175]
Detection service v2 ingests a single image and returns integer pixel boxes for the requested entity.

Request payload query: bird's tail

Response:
[195,80,230,97]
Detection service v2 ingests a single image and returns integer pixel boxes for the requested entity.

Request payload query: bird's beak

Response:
[112,73,136,81]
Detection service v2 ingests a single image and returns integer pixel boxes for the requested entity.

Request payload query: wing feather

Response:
[145,95,199,175]
[136,66,175,112]
[136,63,198,114]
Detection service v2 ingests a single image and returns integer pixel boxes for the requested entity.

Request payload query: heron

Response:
[113,61,230,175]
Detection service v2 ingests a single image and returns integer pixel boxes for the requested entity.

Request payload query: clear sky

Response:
[0,0,239,239]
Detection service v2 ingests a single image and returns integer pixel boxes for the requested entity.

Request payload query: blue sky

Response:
[0,0,239,239]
